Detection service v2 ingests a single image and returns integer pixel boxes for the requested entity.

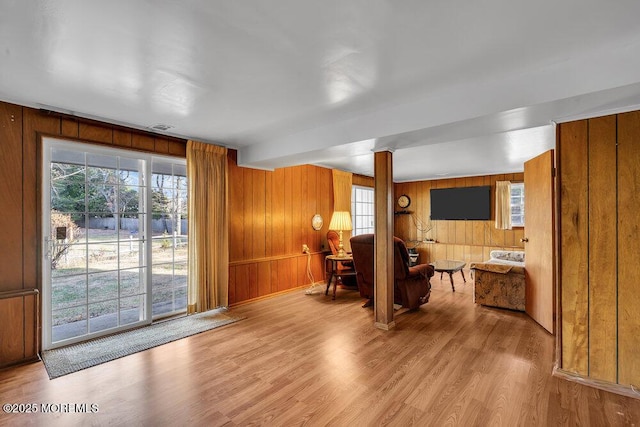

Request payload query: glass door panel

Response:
[43,140,150,349]
[151,161,188,318]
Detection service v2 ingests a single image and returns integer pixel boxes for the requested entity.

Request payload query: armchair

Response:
[349,234,434,309]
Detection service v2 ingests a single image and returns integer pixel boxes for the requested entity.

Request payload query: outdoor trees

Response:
[50,162,85,222]
[152,172,187,235]
[50,162,140,220]
[49,160,188,263]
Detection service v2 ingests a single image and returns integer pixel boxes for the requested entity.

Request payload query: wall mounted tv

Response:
[430,186,491,220]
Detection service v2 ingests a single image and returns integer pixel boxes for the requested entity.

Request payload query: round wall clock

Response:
[311,214,323,230]
[397,194,411,209]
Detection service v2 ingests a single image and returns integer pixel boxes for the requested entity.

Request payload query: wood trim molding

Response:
[229,284,309,307]
[36,131,186,158]
[554,123,564,375]
[228,251,329,267]
[36,108,186,145]
[0,288,39,299]
[353,173,374,188]
[553,367,640,401]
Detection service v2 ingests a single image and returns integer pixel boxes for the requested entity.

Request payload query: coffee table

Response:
[430,260,466,292]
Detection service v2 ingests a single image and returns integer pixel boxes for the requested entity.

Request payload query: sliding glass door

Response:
[150,162,188,317]
[42,138,188,349]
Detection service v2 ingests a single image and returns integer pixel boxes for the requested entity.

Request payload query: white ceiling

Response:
[2,1,640,181]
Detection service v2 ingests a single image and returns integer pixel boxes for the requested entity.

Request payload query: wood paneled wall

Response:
[0,290,38,367]
[228,151,334,305]
[394,173,525,267]
[558,111,640,389]
[353,174,374,188]
[0,100,186,367]
[0,99,332,360]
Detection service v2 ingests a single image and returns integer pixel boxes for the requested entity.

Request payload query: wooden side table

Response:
[325,254,356,300]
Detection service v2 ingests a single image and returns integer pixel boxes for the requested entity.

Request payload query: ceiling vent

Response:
[148,123,174,131]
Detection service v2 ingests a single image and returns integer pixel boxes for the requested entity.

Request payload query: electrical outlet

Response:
[302,244,310,253]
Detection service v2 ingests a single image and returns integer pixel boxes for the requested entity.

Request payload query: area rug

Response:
[42,308,245,379]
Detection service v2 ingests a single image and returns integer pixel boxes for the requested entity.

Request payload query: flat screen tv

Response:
[430,186,491,220]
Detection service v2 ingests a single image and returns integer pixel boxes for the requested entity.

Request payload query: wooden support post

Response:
[374,150,395,330]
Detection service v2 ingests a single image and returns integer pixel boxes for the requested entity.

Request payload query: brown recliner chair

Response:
[326,230,357,287]
[350,234,434,309]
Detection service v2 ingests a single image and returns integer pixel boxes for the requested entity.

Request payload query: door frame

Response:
[41,137,151,349]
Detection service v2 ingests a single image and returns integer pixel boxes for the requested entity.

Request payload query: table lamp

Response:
[328,211,352,257]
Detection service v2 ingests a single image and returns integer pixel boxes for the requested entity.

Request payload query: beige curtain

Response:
[332,169,352,211]
[186,140,228,313]
[495,181,512,230]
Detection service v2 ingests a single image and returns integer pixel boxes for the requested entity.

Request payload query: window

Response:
[351,186,374,236]
[510,182,525,227]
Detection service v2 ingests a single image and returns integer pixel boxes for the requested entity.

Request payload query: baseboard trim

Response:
[374,321,396,331]
[0,355,41,372]
[229,284,309,308]
[553,366,640,400]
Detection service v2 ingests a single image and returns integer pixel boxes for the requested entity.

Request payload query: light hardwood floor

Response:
[1,273,639,426]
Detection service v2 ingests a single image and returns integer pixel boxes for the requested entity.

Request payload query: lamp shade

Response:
[329,211,352,231]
